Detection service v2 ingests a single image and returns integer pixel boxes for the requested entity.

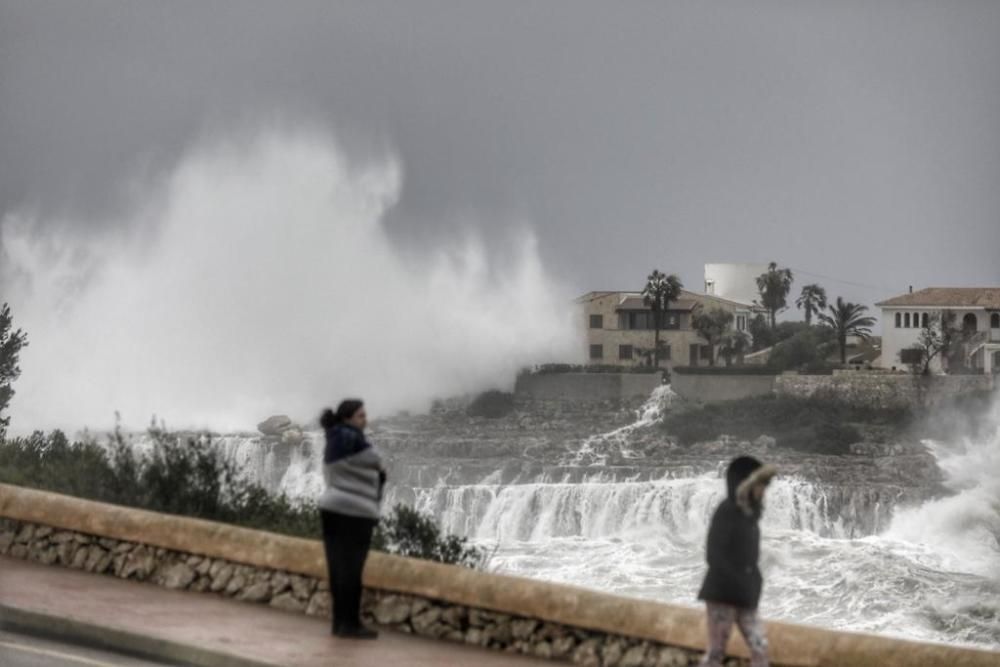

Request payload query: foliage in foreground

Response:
[0,428,485,568]
[0,303,29,440]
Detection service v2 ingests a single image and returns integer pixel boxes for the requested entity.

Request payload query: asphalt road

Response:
[0,629,168,667]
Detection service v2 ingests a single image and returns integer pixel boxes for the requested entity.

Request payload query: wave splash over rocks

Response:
[140,388,1000,649]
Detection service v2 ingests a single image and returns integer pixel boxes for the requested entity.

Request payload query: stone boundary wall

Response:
[671,374,777,403]
[1,484,998,667]
[774,373,994,409]
[671,372,994,408]
[514,373,662,403]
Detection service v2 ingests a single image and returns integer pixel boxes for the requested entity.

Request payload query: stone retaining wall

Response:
[514,373,663,403]
[774,372,994,409]
[2,484,998,667]
[0,517,697,666]
[671,371,994,408]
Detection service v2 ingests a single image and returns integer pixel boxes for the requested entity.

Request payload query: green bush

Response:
[466,390,515,419]
[373,504,486,569]
[0,428,481,567]
[766,327,837,372]
[660,394,908,454]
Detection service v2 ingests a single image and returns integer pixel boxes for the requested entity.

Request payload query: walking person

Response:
[318,399,387,639]
[697,456,777,667]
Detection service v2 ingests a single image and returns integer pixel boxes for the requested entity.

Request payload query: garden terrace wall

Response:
[514,372,663,403]
[1,484,998,667]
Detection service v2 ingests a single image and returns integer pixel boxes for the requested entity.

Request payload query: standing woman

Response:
[318,399,386,639]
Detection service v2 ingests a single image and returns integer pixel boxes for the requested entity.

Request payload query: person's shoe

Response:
[335,625,379,640]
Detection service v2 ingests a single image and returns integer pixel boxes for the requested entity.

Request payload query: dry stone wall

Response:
[0,517,714,667]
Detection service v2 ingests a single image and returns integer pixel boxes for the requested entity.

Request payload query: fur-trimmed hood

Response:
[724,456,777,516]
[735,464,778,516]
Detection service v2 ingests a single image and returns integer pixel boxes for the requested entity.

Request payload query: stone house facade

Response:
[876,287,1000,374]
[577,290,755,369]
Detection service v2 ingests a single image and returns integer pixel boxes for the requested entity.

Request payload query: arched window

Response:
[921,313,929,328]
[963,313,978,333]
[904,313,911,328]
[895,312,901,328]
[991,313,1000,329]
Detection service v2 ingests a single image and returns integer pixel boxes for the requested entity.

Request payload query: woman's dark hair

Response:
[319,399,364,429]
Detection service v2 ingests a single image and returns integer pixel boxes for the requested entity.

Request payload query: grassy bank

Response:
[0,427,484,567]
[660,390,997,454]
[660,394,910,454]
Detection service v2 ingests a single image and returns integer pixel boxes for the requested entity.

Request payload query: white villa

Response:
[876,287,1000,374]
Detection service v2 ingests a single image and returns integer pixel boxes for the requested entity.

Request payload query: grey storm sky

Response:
[2,1,999,308]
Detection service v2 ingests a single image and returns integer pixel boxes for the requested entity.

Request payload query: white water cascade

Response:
[122,387,999,648]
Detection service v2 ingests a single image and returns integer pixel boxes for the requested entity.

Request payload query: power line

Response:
[786,266,902,296]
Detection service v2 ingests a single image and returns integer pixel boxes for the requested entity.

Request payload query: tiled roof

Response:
[876,287,1000,309]
[617,296,697,311]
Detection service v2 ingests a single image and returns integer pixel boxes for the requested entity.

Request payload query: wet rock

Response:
[654,646,691,666]
[121,546,156,580]
[620,644,649,667]
[0,531,14,554]
[289,575,316,600]
[270,572,291,595]
[373,595,411,625]
[411,607,442,634]
[258,415,293,436]
[572,639,601,667]
[270,592,307,613]
[210,564,234,592]
[441,606,465,629]
[238,582,271,603]
[306,591,331,616]
[281,428,305,446]
[511,619,539,640]
[160,562,196,590]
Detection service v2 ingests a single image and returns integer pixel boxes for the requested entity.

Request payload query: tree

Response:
[816,297,876,365]
[691,307,734,366]
[719,330,751,367]
[0,303,29,439]
[641,270,683,367]
[904,312,959,376]
[795,284,828,326]
[755,262,794,329]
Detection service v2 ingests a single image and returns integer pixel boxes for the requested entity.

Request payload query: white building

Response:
[876,287,1000,374]
[704,263,769,307]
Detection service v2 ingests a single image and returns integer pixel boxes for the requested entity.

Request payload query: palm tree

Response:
[641,270,683,367]
[795,284,828,326]
[817,297,877,365]
[755,262,794,329]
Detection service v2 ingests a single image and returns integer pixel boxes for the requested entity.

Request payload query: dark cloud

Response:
[2,0,999,302]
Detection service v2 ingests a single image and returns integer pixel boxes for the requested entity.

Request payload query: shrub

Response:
[373,504,486,569]
[660,394,908,454]
[0,427,481,567]
[466,390,515,418]
[766,327,836,372]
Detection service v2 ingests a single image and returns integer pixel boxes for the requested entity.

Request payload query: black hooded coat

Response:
[697,457,775,610]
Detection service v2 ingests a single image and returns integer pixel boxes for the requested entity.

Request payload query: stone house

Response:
[876,287,1000,374]
[577,290,755,369]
